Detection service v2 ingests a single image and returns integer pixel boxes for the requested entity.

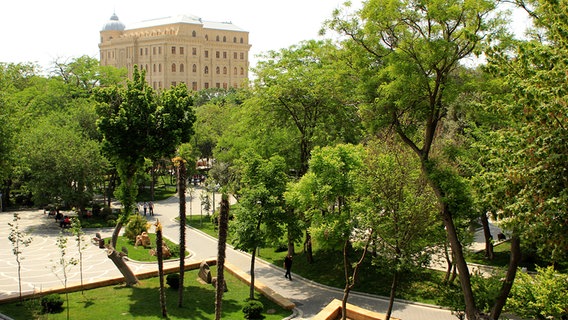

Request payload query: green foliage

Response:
[242,299,264,320]
[123,215,149,242]
[166,273,180,289]
[231,151,288,253]
[40,294,64,314]
[507,266,568,319]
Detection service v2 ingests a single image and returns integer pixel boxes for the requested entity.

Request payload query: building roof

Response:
[127,14,246,32]
[102,13,126,31]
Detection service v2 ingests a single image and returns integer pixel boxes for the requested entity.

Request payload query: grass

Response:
[109,234,188,262]
[0,268,291,320]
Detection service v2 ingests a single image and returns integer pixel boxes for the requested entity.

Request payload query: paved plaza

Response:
[0,187,472,319]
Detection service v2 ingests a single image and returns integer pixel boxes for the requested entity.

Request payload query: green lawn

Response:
[109,234,188,262]
[0,268,292,320]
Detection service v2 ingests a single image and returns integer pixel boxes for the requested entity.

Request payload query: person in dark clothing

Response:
[284,255,293,280]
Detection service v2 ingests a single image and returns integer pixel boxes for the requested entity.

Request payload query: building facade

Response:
[99,13,251,91]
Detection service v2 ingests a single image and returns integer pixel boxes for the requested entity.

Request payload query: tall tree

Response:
[359,139,440,319]
[95,67,195,285]
[172,156,187,307]
[231,151,288,300]
[215,194,230,320]
[286,144,369,320]
[327,1,503,318]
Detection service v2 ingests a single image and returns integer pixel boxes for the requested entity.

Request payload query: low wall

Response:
[312,299,401,320]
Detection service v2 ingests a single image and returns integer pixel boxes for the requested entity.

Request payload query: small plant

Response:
[124,214,149,241]
[41,294,64,313]
[242,299,264,320]
[8,212,33,303]
[166,273,180,289]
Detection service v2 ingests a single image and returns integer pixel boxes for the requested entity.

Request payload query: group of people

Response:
[54,212,71,228]
[137,201,154,216]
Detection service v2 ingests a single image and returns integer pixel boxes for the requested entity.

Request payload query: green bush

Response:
[166,273,180,289]
[106,219,117,227]
[41,294,63,314]
[124,215,148,241]
[242,299,264,320]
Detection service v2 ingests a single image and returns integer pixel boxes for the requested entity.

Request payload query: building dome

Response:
[102,13,125,31]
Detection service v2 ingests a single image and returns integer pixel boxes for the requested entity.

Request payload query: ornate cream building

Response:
[99,13,250,91]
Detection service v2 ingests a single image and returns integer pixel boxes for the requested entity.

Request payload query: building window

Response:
[205,82,209,89]
[204,66,209,74]
[223,67,227,74]
[180,47,185,54]
[192,30,196,37]
[192,81,197,90]
[234,67,237,75]
[140,48,143,56]
[172,81,177,87]
[223,52,227,59]
[180,64,185,72]
[216,66,220,74]
[159,64,162,72]
[159,81,162,89]
[223,83,227,89]
[205,34,208,41]
[216,51,220,59]
[216,35,220,41]
[153,64,156,72]
[171,46,176,54]
[233,52,237,59]
[192,64,197,72]
[240,52,244,59]
[223,36,226,42]
[192,47,197,56]
[240,67,244,75]
[172,63,176,72]
[233,37,237,43]
[153,47,156,55]
[204,50,209,58]
[216,83,220,88]
[240,37,244,43]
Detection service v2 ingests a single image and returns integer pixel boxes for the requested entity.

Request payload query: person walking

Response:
[143,202,148,216]
[149,201,154,216]
[284,254,293,281]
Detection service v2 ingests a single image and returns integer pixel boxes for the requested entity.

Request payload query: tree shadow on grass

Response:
[127,279,243,319]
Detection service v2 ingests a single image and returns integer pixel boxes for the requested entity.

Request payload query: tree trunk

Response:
[489,235,521,319]
[249,247,257,300]
[304,230,314,264]
[106,249,139,286]
[110,221,124,251]
[156,223,167,318]
[386,271,399,320]
[341,232,373,320]
[177,161,186,307]
[424,165,479,319]
[443,241,453,284]
[215,195,230,320]
[151,162,156,202]
[480,212,494,260]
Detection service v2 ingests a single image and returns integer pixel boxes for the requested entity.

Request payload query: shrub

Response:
[106,219,117,227]
[242,299,264,320]
[166,273,180,289]
[124,215,148,241]
[100,206,113,218]
[41,294,63,314]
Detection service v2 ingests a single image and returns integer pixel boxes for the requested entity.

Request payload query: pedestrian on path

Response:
[143,202,148,216]
[284,254,293,280]
[149,201,154,216]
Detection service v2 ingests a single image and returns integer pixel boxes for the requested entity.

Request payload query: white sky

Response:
[0,0,529,72]
[0,0,363,71]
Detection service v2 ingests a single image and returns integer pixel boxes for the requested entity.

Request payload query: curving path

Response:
[0,188,462,319]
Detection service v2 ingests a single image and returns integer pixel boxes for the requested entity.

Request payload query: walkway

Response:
[0,187,500,319]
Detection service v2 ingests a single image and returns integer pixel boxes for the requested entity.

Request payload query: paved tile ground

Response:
[0,187,499,319]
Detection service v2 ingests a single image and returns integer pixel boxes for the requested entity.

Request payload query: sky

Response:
[0,0,529,72]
